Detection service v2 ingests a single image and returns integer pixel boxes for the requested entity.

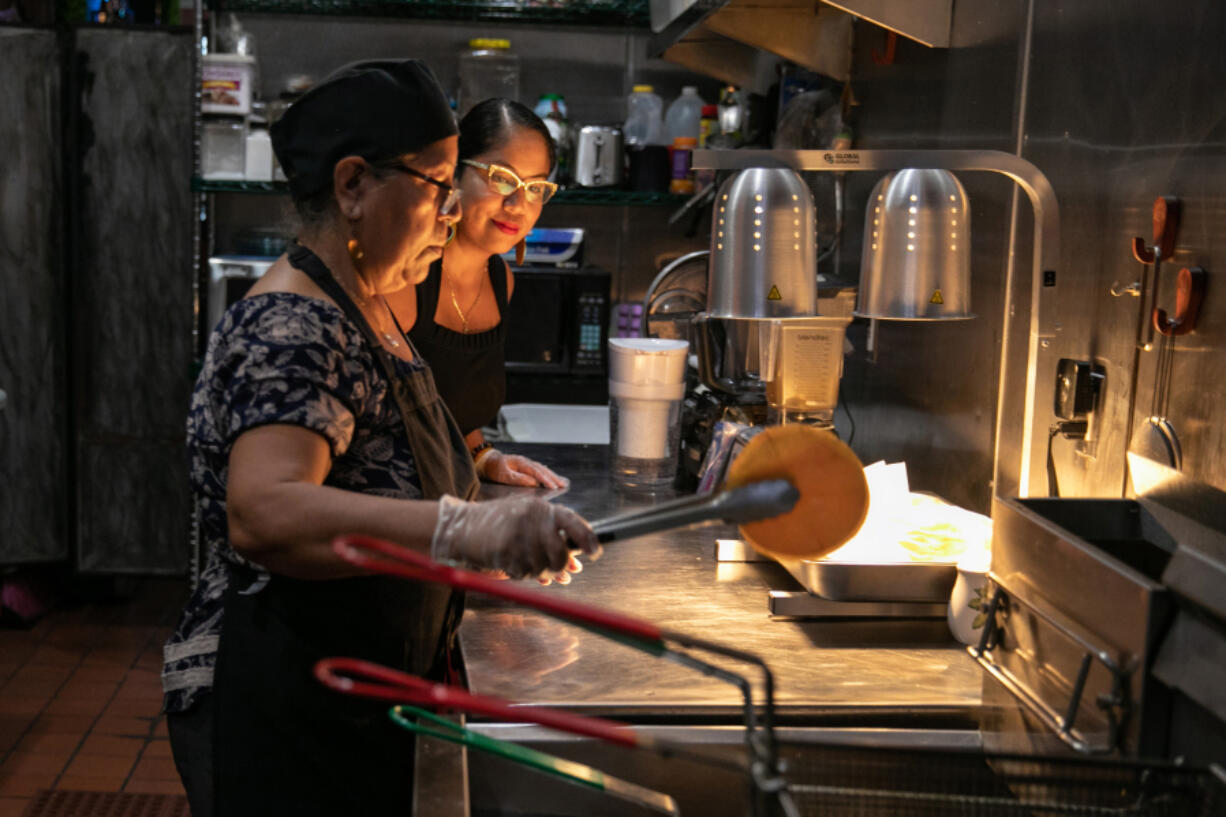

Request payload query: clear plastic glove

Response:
[537,553,584,587]
[431,494,601,580]
[476,448,569,490]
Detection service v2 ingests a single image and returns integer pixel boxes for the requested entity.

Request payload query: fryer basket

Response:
[777,740,1225,817]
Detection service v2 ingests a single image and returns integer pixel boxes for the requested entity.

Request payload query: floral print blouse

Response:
[162,293,425,713]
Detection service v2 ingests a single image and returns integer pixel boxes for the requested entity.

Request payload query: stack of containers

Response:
[607,338,689,488]
[201,52,257,179]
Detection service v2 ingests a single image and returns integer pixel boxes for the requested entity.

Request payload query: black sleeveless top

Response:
[408,255,508,435]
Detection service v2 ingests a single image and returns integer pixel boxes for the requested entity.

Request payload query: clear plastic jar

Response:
[458,38,520,117]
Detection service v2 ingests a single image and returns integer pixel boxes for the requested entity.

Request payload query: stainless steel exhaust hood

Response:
[648,0,954,85]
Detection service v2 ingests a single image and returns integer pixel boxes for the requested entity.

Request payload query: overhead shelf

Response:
[208,0,651,25]
[193,178,690,206]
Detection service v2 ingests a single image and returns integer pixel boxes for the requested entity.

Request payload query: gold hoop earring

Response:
[444,224,457,246]
[347,238,364,263]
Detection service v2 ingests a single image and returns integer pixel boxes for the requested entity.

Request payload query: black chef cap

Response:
[271,59,457,200]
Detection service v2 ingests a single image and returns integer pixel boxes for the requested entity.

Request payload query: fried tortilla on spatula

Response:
[724,424,869,561]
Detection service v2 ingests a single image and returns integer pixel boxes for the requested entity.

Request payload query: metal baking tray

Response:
[786,559,958,603]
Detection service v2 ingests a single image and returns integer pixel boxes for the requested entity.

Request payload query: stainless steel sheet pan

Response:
[786,559,958,602]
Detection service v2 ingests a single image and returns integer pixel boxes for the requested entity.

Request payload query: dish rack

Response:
[316,535,1226,817]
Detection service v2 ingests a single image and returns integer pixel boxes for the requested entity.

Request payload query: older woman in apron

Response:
[162,60,599,817]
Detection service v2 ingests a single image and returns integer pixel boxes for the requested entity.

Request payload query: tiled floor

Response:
[0,578,189,817]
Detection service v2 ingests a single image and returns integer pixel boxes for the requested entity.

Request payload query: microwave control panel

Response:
[574,290,607,370]
[569,267,610,372]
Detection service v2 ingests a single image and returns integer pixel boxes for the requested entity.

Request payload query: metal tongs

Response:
[591,478,798,543]
[323,534,802,817]
[315,658,683,815]
[386,705,681,816]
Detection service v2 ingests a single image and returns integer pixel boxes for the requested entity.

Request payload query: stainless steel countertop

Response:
[461,444,982,721]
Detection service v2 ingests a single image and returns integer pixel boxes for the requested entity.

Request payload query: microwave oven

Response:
[504,265,610,376]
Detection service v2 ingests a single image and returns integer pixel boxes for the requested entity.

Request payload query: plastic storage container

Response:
[623,84,664,148]
[202,53,256,116]
[201,116,247,179]
[458,38,520,117]
[244,126,272,181]
[664,85,704,143]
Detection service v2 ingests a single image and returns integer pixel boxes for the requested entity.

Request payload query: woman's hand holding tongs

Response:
[431,495,601,583]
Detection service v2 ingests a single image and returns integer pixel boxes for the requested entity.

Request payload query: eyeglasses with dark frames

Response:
[388,164,462,215]
[461,159,558,205]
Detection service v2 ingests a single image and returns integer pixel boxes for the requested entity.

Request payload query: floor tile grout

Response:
[0,579,187,804]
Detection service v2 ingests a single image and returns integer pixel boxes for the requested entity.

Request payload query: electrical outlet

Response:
[1053,358,1105,459]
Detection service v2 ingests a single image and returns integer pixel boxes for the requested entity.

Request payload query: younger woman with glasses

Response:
[388,98,568,495]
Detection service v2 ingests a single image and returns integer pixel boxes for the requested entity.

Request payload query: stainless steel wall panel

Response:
[1024,0,1226,497]
[837,0,1226,506]
[0,29,67,565]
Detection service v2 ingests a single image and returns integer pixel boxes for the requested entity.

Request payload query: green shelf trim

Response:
[193,178,287,194]
[193,178,688,206]
[208,0,650,26]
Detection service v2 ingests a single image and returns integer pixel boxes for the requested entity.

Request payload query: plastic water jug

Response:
[623,84,664,148]
[664,86,704,143]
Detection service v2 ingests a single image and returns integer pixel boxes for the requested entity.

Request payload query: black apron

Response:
[407,256,508,435]
[211,243,479,816]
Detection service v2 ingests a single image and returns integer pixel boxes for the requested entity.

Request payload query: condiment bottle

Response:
[669,136,697,195]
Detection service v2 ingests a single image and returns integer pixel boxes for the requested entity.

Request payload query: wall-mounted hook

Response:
[1131,196,1181,264]
[1154,266,1206,337]
[1130,196,1181,350]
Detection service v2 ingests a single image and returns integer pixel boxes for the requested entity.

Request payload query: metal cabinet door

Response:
[72,28,194,573]
[0,29,69,566]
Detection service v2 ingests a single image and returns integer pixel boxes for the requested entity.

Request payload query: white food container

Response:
[202,53,257,116]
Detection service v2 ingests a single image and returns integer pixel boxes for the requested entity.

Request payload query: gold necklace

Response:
[445,267,484,334]
[375,296,403,348]
[336,272,402,348]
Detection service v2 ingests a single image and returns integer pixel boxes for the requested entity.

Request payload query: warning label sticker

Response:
[929,289,945,305]
[767,285,782,301]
